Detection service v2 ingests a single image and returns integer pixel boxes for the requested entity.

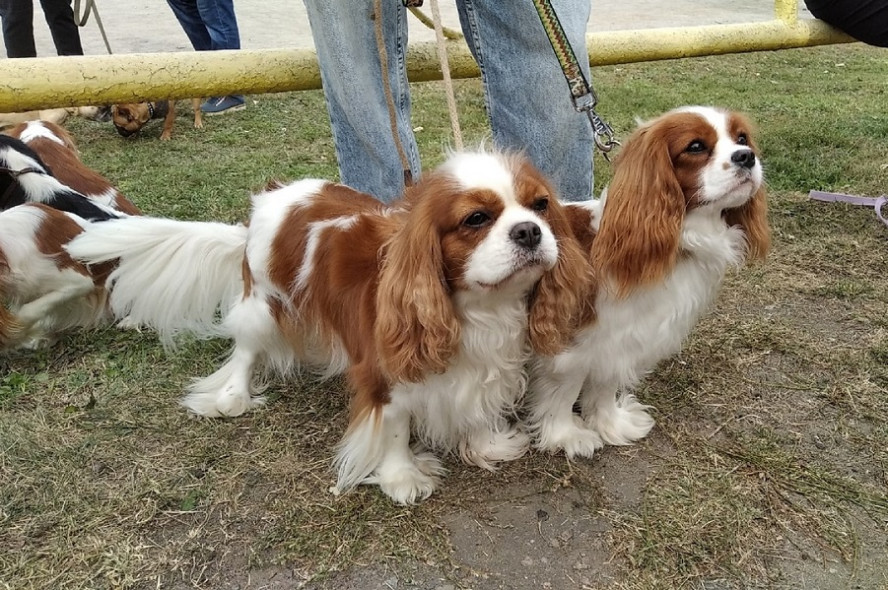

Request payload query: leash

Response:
[428,0,463,150]
[407,6,463,40]
[531,0,619,159]
[73,0,113,55]
[0,166,46,208]
[809,190,888,229]
[375,0,414,187]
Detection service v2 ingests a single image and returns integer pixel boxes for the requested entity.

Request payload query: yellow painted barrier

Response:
[775,0,798,24]
[0,14,855,113]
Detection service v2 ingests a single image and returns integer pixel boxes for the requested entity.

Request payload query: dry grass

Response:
[2,44,888,589]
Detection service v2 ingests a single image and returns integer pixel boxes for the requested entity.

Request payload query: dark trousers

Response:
[806,0,888,47]
[0,0,83,58]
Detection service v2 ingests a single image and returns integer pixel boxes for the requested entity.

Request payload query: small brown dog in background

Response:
[111,98,203,141]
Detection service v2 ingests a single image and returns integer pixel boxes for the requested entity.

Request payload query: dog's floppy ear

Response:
[725,183,770,262]
[592,124,686,297]
[375,196,460,384]
[528,199,595,356]
[722,112,770,262]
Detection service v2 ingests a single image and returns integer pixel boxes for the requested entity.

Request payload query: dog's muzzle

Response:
[115,125,136,138]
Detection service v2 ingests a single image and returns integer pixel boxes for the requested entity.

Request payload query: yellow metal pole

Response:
[774,0,798,24]
[0,49,319,112]
[0,20,855,113]
[588,19,853,66]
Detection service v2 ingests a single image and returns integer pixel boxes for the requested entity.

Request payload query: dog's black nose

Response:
[510,221,542,249]
[731,148,756,169]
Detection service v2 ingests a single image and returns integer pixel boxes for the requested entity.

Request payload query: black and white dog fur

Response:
[0,134,122,348]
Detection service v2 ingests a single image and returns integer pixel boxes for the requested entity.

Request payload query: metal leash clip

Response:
[572,91,619,160]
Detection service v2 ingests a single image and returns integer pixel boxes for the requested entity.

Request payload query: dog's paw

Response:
[534,415,603,459]
[371,453,443,505]
[461,425,530,470]
[181,388,265,418]
[588,394,655,446]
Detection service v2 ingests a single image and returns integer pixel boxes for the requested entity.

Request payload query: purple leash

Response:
[809,191,888,229]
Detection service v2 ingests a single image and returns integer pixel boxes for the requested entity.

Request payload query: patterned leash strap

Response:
[531,0,618,157]
[809,190,888,229]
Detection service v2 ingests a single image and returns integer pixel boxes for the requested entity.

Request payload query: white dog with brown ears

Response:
[526,106,771,458]
[67,150,590,504]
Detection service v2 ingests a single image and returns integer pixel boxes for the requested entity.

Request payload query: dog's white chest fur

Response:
[564,213,746,387]
[393,291,530,450]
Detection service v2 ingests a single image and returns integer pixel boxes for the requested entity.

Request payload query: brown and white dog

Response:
[6,120,141,215]
[0,203,114,348]
[526,106,771,458]
[111,98,203,141]
[67,150,590,503]
[0,133,125,348]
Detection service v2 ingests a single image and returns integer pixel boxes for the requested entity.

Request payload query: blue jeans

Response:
[303,0,594,203]
[166,0,240,52]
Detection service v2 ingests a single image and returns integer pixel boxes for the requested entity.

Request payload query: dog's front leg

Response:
[160,101,176,140]
[191,98,204,129]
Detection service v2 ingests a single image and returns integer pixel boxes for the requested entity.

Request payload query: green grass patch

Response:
[2,44,888,589]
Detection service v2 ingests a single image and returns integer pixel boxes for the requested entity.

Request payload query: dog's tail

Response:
[66,216,248,346]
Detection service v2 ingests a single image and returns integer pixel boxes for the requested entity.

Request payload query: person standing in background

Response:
[805,0,888,47]
[0,0,83,58]
[302,0,595,204]
[166,0,246,115]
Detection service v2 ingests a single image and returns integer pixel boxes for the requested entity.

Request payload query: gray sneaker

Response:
[201,95,246,115]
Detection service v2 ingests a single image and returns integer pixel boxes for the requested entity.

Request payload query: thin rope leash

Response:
[428,0,463,150]
[73,0,113,54]
[374,0,415,187]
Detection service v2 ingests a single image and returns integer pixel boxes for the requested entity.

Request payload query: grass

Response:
[2,43,888,589]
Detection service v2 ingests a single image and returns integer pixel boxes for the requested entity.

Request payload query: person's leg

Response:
[38,0,82,55]
[166,0,212,51]
[0,0,37,58]
[456,0,594,202]
[303,0,420,203]
[806,0,888,47]
[194,0,240,50]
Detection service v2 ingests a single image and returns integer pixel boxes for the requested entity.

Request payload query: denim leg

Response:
[39,0,82,55]
[195,0,240,50]
[0,0,37,58]
[303,0,419,203]
[456,0,594,202]
[166,0,213,51]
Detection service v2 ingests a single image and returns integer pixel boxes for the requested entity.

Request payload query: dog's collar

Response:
[0,166,44,178]
[147,102,156,118]
[0,166,47,208]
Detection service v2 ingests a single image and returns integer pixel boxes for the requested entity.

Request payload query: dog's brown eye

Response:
[737,133,748,145]
[531,197,549,212]
[686,140,707,153]
[463,211,491,228]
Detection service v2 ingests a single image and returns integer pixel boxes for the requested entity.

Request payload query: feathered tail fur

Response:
[65,216,248,345]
